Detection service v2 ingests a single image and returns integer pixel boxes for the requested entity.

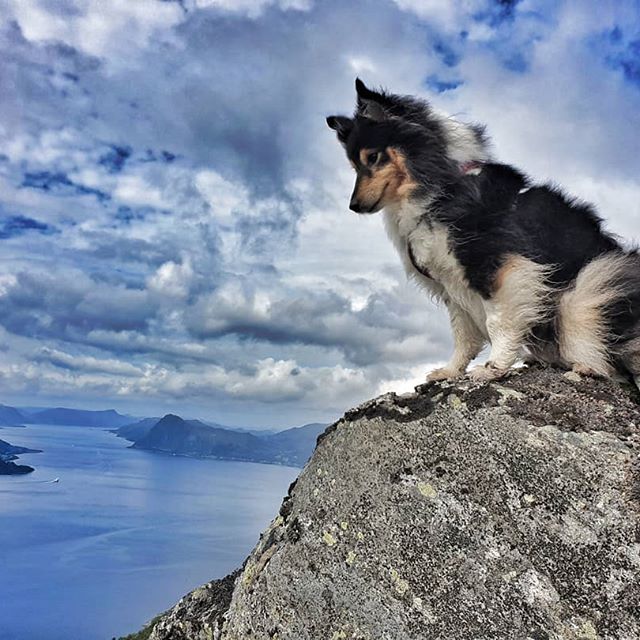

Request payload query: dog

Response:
[327,79,640,386]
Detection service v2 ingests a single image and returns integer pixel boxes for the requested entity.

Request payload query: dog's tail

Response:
[557,250,640,385]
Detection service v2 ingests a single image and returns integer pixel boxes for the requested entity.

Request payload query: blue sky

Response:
[0,0,639,428]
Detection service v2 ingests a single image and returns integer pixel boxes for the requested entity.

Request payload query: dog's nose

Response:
[349,198,362,213]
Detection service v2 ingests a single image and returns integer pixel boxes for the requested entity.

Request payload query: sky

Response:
[0,0,639,428]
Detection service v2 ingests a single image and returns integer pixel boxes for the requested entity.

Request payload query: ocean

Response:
[0,424,298,640]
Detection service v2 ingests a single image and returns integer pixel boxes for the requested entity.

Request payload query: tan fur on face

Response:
[358,148,376,166]
[354,147,417,208]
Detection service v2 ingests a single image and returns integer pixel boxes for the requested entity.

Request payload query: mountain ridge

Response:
[127,414,327,468]
[24,407,132,427]
[0,404,25,426]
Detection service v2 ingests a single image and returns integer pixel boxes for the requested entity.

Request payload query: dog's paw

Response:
[426,367,461,382]
[571,363,605,378]
[468,363,508,382]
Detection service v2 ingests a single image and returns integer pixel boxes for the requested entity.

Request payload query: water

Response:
[0,425,299,640]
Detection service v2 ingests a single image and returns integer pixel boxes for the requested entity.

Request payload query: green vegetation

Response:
[114,615,162,640]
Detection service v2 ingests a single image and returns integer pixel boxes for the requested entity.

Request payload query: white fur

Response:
[429,300,486,380]
[384,199,440,295]
[384,201,490,377]
[384,200,425,252]
[433,111,491,165]
[480,257,554,372]
[408,221,488,332]
[557,252,629,376]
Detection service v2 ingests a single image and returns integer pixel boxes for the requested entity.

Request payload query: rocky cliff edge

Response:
[136,366,640,640]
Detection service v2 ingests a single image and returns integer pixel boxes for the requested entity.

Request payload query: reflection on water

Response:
[0,424,298,640]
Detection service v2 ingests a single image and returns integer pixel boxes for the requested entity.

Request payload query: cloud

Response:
[0,268,156,340]
[3,0,184,59]
[147,258,195,301]
[22,170,110,201]
[0,0,638,425]
[191,0,313,19]
[0,348,370,419]
[185,278,450,367]
[36,347,145,377]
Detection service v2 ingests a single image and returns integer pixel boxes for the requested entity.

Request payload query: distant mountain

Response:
[133,414,277,463]
[113,417,161,442]
[114,417,276,442]
[114,417,253,441]
[127,414,328,467]
[25,407,132,428]
[264,423,328,467]
[0,404,25,426]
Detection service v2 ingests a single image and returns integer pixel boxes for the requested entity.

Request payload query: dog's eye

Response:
[367,152,379,166]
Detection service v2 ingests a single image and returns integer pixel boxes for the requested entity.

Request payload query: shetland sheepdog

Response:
[327,79,640,386]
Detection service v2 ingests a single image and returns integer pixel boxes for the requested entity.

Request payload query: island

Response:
[0,459,36,475]
[0,438,42,475]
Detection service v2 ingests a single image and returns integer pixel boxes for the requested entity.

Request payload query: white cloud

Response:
[113,174,166,209]
[5,0,184,59]
[147,258,195,300]
[192,0,313,18]
[0,274,17,296]
[392,0,489,31]
[195,170,249,221]
[37,347,145,377]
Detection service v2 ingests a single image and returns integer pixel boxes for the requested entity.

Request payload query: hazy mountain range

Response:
[0,402,329,469]
[117,414,327,468]
[0,403,132,428]
[0,404,26,426]
[1,405,134,428]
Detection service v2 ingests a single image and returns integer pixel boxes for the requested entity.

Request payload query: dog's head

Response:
[327,79,489,214]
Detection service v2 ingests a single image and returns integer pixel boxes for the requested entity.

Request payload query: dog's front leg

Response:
[469,305,523,381]
[427,299,485,381]
[469,256,552,382]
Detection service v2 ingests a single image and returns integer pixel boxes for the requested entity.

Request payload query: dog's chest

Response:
[384,206,486,322]
[408,223,458,282]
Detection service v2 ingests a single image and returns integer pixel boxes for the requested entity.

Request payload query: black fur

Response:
[432,166,622,296]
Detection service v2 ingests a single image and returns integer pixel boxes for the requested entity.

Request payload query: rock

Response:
[140,366,640,640]
[148,570,239,640]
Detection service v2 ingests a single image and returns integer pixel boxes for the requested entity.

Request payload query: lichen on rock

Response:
[134,366,640,640]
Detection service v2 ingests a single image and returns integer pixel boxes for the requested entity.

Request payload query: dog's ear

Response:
[355,78,384,103]
[355,78,389,122]
[326,115,354,144]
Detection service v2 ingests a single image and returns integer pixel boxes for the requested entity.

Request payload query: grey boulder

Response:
[148,366,640,640]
